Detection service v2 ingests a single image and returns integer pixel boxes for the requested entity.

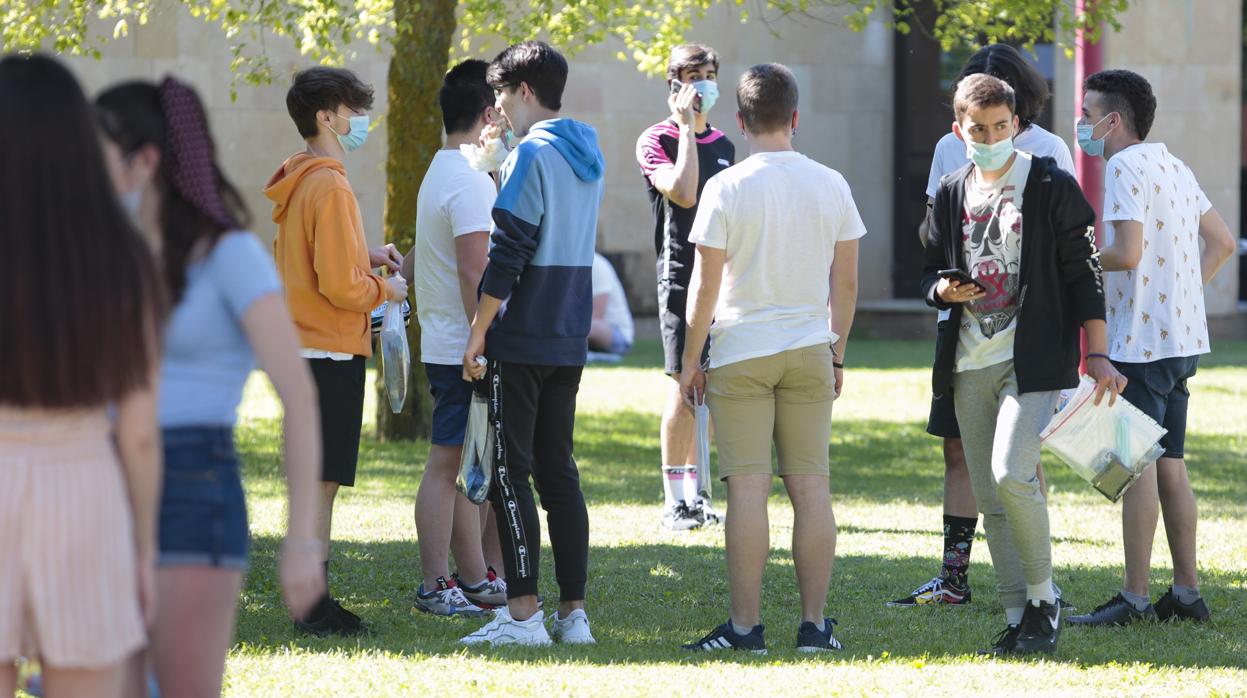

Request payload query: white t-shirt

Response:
[926,125,1073,325]
[956,152,1032,372]
[591,253,634,344]
[689,151,868,369]
[413,150,498,364]
[1103,143,1212,362]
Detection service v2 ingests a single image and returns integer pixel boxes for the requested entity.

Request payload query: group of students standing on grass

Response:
[0,32,1237,697]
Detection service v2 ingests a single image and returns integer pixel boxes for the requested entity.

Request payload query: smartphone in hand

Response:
[938,268,983,291]
[669,79,703,113]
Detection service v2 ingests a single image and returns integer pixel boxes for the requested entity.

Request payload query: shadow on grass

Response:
[234,535,1247,669]
[235,411,1247,509]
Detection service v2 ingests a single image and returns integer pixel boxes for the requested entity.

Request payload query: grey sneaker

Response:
[415,577,488,617]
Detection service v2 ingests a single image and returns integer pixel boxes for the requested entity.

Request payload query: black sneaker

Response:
[796,617,843,652]
[1154,587,1211,622]
[886,574,972,607]
[977,624,1021,656]
[682,621,767,654]
[1014,601,1060,655]
[1067,593,1157,627]
[295,595,365,637]
[1053,582,1075,611]
[332,598,365,629]
[691,498,722,526]
[662,501,703,531]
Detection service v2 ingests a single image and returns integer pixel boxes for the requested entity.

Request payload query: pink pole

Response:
[1076,0,1104,373]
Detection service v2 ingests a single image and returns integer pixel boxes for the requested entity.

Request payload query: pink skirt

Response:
[0,408,146,668]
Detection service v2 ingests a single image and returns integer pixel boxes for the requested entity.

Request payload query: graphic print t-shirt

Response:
[956,151,1032,372]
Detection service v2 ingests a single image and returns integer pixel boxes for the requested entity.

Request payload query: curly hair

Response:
[1084,69,1157,140]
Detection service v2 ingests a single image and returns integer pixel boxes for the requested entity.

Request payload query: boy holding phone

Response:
[922,74,1125,656]
[636,44,735,531]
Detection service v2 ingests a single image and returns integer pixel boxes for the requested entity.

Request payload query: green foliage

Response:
[4,0,1129,83]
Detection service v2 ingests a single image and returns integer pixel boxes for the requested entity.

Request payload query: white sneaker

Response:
[459,607,552,647]
[549,608,596,645]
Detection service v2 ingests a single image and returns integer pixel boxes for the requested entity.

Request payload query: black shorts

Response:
[926,320,961,438]
[658,270,708,375]
[309,356,366,486]
[1112,355,1199,459]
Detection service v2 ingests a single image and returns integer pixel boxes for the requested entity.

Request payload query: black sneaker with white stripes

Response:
[682,621,767,654]
[796,617,843,652]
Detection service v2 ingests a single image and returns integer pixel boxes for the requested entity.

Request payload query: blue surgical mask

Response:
[691,79,719,113]
[335,113,370,152]
[965,137,1015,171]
[120,187,142,216]
[1076,113,1115,158]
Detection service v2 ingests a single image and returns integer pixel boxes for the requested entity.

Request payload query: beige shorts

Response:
[0,409,146,669]
[707,344,835,479]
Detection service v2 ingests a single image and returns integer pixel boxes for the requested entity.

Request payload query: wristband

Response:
[833,361,845,369]
[1086,353,1111,361]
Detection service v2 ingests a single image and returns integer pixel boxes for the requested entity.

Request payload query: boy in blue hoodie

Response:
[460,41,605,647]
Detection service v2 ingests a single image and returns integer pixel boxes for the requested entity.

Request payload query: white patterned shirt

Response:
[1103,143,1212,362]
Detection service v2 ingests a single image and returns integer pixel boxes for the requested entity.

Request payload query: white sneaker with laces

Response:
[550,609,596,645]
[459,607,552,647]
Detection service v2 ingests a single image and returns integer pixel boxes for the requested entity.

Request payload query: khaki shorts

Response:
[707,344,835,479]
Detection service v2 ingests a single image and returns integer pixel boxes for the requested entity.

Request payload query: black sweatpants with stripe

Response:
[486,360,588,601]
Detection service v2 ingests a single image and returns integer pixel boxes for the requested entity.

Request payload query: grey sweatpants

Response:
[952,360,1060,612]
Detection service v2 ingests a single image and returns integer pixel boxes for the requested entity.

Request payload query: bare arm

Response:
[680,245,725,374]
[401,247,415,283]
[454,231,490,324]
[241,293,324,619]
[114,363,161,626]
[463,293,504,380]
[1198,207,1236,284]
[829,239,859,395]
[1099,220,1144,272]
[649,84,700,209]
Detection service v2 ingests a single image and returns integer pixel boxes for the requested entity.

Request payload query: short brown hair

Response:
[736,63,798,134]
[666,44,719,83]
[286,67,375,139]
[953,73,1016,122]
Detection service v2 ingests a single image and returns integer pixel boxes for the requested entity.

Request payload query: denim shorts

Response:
[1112,355,1200,459]
[426,363,473,447]
[158,426,249,570]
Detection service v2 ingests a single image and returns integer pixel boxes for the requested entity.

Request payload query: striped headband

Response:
[157,77,239,230]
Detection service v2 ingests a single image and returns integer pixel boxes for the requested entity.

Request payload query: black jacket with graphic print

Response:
[921,154,1106,397]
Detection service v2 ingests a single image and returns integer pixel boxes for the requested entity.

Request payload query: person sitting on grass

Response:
[679,63,864,654]
[588,252,635,360]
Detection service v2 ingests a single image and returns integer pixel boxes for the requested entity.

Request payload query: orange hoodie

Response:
[264,153,387,357]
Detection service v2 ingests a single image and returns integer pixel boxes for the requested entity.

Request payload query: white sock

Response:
[1027,578,1056,605]
[1005,607,1025,626]
[730,620,754,636]
[682,465,700,504]
[662,466,686,507]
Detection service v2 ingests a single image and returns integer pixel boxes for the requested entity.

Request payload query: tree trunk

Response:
[376,0,457,440]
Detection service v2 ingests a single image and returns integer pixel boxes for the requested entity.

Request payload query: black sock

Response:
[941,514,977,582]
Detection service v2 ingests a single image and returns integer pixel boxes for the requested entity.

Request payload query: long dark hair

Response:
[0,54,162,409]
[95,78,251,304]
[956,44,1051,131]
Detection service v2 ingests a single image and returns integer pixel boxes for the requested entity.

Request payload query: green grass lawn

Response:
[223,340,1247,697]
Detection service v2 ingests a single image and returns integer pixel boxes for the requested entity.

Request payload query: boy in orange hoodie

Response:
[264,66,407,636]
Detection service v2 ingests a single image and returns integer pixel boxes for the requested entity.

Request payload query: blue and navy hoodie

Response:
[479,118,606,366]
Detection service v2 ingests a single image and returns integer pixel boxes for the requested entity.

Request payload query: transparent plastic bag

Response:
[379,298,410,414]
[694,401,712,500]
[457,359,493,504]
[1040,375,1167,502]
